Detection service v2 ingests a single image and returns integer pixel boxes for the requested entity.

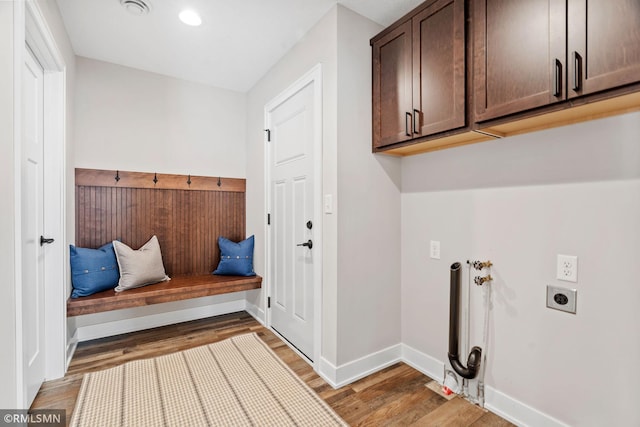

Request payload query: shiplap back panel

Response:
[75,169,245,276]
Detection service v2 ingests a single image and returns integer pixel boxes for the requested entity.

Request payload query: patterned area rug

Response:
[70,333,346,426]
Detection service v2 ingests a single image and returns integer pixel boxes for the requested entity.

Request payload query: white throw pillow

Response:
[113,235,170,292]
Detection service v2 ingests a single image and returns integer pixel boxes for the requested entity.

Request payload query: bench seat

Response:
[67,274,262,317]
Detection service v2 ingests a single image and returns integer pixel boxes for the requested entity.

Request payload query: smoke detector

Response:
[120,0,151,16]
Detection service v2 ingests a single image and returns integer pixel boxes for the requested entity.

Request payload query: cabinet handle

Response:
[413,109,420,134]
[572,51,582,92]
[405,112,412,137]
[553,59,562,97]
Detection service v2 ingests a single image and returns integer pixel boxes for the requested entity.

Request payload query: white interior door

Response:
[268,80,317,360]
[22,45,46,406]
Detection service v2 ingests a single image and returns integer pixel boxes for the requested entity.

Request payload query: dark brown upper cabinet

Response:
[372,21,413,149]
[413,0,466,137]
[373,0,640,155]
[567,0,640,99]
[372,0,465,149]
[475,0,640,122]
[473,0,567,122]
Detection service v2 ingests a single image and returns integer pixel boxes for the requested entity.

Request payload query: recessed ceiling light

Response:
[120,0,151,16]
[179,10,202,26]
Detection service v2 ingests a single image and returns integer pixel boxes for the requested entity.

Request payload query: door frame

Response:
[13,0,67,407]
[264,64,323,368]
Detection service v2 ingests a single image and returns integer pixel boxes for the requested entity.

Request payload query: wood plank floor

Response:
[31,312,514,426]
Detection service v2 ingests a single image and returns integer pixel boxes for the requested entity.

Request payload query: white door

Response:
[22,46,46,406]
[268,80,317,360]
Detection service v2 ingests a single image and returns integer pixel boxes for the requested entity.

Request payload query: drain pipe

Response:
[448,262,482,379]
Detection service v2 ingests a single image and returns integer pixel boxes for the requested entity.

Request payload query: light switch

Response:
[430,240,440,259]
[324,194,333,214]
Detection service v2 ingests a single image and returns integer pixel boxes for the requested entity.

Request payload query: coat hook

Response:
[187,174,192,186]
[217,177,221,187]
[153,173,158,185]
[115,170,120,183]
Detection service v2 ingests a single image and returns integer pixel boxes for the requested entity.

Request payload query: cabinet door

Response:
[372,21,413,149]
[568,0,640,98]
[474,0,566,121]
[412,0,465,136]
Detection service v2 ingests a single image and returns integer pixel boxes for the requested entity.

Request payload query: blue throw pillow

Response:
[70,242,119,298]
[213,235,256,276]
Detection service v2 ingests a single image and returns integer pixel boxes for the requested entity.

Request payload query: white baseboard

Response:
[65,330,78,371]
[75,300,246,342]
[318,343,402,389]
[401,343,445,383]
[245,300,265,326]
[485,386,570,427]
[317,357,339,387]
[399,344,568,427]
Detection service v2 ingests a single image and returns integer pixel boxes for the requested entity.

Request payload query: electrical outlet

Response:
[547,285,577,314]
[430,240,440,259]
[557,254,578,282]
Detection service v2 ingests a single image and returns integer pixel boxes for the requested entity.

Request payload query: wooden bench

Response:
[69,168,260,317]
[67,274,262,316]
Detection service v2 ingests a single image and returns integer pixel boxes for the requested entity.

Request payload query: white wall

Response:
[74,57,246,178]
[245,6,339,362]
[401,112,640,426]
[69,58,249,334]
[246,5,401,371]
[336,7,401,365]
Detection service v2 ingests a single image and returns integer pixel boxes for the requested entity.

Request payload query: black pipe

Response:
[448,262,482,379]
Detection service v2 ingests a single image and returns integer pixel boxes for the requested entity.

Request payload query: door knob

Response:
[297,240,313,249]
[40,236,55,246]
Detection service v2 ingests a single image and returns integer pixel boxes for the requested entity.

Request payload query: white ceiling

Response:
[55,0,423,92]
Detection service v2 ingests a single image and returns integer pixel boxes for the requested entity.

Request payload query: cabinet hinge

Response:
[264,129,271,142]
[267,297,271,308]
